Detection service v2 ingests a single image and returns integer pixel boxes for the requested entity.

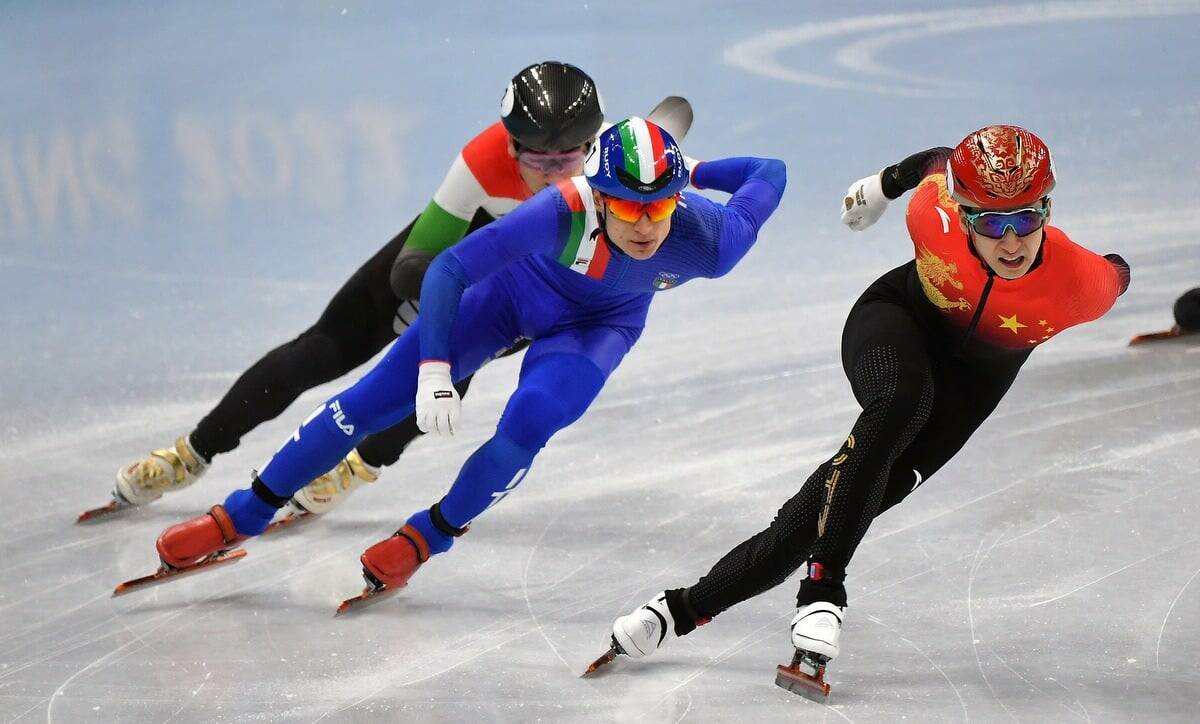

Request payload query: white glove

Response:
[840,171,889,231]
[415,361,459,436]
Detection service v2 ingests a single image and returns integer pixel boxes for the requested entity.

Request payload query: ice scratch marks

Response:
[865,614,967,722]
[1154,561,1200,669]
[1030,536,1200,608]
[966,530,1018,722]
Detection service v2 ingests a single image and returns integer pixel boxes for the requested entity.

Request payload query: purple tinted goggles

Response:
[516,146,587,174]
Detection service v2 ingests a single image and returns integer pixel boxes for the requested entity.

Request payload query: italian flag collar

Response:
[555,177,611,280]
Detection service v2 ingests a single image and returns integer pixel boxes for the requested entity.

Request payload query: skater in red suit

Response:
[593,125,1130,698]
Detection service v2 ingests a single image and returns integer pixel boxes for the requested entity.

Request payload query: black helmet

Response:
[500,61,604,152]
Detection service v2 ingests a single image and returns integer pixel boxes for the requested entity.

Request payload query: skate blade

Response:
[76,498,135,524]
[112,548,247,596]
[580,646,621,678]
[335,584,401,616]
[1129,327,1186,346]
[775,652,831,701]
[262,509,317,536]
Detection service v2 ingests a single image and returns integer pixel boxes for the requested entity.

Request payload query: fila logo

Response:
[487,468,528,509]
[329,400,354,436]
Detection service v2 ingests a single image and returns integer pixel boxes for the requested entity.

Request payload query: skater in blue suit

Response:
[149,117,786,597]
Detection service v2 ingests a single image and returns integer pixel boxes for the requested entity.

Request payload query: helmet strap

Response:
[593,203,623,258]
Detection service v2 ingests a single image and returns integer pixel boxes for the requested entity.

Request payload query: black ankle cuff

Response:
[251,476,290,509]
[187,432,215,465]
[796,578,848,608]
[430,501,469,537]
[666,589,707,636]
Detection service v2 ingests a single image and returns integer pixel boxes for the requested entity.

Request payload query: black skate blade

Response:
[580,645,622,677]
[775,652,831,701]
[335,584,401,616]
[646,96,693,142]
[1129,326,1188,346]
[76,497,135,523]
[262,509,317,536]
[112,548,247,596]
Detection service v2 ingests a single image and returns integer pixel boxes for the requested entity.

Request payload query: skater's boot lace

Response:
[290,450,379,515]
[612,592,676,659]
[115,436,208,506]
[790,601,844,662]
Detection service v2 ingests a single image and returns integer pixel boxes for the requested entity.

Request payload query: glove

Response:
[840,171,888,231]
[415,361,459,436]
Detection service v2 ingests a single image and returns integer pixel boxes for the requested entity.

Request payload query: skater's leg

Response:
[360,326,637,589]
[114,224,413,508]
[405,326,637,555]
[354,375,475,467]
[875,350,1026,515]
[221,279,520,536]
[189,223,413,461]
[679,300,934,626]
[353,337,528,467]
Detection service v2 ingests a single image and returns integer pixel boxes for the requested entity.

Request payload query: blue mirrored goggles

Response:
[963,206,1048,239]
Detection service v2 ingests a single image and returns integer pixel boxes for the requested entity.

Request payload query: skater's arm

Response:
[842,147,951,232]
[1059,234,1131,324]
[691,157,786,276]
[418,191,561,362]
[879,147,953,199]
[389,154,482,299]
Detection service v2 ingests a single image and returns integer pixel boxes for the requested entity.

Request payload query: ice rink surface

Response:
[2,1,1199,721]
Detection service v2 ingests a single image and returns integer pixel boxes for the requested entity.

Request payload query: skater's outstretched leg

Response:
[105,225,411,515]
[369,329,628,589]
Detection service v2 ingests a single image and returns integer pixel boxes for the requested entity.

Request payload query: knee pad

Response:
[390,249,434,301]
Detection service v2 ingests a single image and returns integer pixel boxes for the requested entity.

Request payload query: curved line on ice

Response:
[723,0,1200,97]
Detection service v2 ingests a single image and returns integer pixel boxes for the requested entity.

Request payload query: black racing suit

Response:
[668,261,1031,628]
[659,147,1126,633]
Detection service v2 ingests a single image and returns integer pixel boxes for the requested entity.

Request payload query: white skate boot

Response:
[776,601,844,700]
[612,591,676,659]
[287,449,379,515]
[114,436,208,506]
[791,601,843,661]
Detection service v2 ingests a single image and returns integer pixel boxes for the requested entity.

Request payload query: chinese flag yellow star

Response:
[998,313,1027,334]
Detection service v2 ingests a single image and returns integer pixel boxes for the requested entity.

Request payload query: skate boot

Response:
[155,505,247,570]
[612,592,677,659]
[776,601,844,700]
[288,449,379,515]
[115,435,208,506]
[360,524,430,590]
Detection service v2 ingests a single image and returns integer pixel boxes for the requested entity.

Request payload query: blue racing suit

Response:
[223,156,786,556]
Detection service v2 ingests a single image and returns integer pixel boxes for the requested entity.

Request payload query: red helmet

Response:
[946,125,1055,209]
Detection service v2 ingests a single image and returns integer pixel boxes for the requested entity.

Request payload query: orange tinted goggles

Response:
[602,194,679,223]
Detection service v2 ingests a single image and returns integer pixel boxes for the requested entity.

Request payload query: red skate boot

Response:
[157,505,248,569]
[336,524,430,614]
[113,505,249,596]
